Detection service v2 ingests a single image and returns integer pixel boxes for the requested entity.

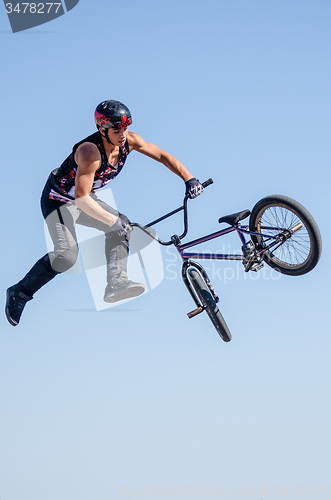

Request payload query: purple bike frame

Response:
[132,178,281,264]
[176,224,279,262]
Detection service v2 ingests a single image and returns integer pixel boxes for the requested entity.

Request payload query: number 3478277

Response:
[5,3,62,14]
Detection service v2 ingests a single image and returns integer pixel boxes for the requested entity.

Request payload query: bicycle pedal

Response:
[187,306,204,318]
[243,257,264,272]
[250,262,264,272]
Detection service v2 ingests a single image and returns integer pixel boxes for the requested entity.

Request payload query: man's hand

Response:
[110,216,133,236]
[185,178,204,199]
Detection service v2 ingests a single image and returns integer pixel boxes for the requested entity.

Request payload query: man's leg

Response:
[6,205,80,326]
[103,226,145,303]
[76,199,145,303]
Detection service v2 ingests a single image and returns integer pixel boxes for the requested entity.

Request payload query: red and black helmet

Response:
[95,100,132,130]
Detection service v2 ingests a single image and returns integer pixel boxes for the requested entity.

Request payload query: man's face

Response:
[104,126,128,147]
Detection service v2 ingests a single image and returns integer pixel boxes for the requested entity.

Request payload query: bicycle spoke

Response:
[259,206,311,267]
[250,194,321,276]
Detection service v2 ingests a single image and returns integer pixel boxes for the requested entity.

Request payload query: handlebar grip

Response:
[202,178,213,188]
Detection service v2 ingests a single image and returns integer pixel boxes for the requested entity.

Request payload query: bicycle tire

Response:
[249,195,322,276]
[187,267,232,342]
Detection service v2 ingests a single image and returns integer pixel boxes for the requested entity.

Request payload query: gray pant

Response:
[19,199,130,297]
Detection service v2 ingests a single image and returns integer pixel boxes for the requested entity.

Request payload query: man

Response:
[5,100,204,326]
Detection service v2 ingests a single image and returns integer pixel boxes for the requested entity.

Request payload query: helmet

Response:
[95,100,132,130]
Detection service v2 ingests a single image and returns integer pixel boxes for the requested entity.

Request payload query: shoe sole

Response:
[104,285,145,303]
[5,289,18,326]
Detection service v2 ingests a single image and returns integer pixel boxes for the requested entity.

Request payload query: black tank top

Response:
[43,131,130,205]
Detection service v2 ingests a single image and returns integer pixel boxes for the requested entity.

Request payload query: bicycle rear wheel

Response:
[187,267,232,342]
[249,195,322,276]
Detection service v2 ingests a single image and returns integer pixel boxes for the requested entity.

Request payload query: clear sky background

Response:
[1,1,330,499]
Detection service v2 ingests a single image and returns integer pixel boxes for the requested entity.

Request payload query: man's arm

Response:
[127,131,194,181]
[74,143,118,225]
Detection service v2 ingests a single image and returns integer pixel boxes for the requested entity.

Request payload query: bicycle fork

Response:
[181,259,219,318]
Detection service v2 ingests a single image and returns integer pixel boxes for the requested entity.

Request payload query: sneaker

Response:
[104,280,145,303]
[5,285,33,326]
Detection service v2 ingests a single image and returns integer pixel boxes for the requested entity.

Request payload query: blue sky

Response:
[1,1,330,499]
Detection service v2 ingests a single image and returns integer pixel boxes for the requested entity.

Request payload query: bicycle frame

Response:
[131,179,314,341]
[132,178,284,266]
[134,180,308,296]
[176,224,285,263]
[177,224,253,262]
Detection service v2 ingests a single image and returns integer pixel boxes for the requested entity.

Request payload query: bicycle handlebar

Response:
[201,178,213,189]
[131,178,214,246]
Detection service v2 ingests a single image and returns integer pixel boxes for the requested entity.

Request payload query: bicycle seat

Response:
[218,209,251,226]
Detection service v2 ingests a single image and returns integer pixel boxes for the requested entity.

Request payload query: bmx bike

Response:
[132,179,322,342]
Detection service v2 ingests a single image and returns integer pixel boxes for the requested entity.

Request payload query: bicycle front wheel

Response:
[249,195,322,276]
[187,267,232,342]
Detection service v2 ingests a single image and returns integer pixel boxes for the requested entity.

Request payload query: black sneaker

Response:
[5,285,33,326]
[104,280,145,303]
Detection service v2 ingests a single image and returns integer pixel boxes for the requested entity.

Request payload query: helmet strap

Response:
[101,128,114,145]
